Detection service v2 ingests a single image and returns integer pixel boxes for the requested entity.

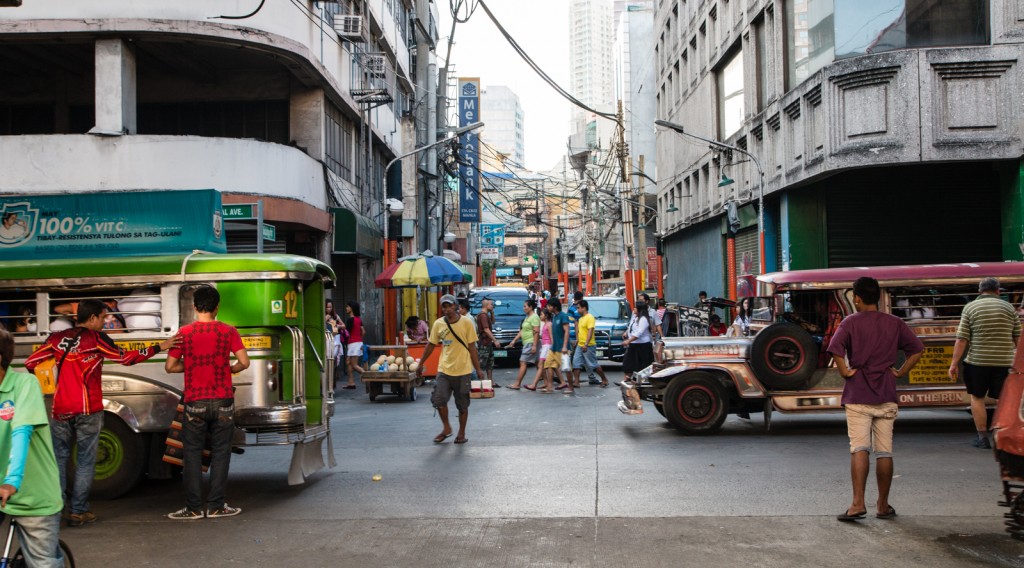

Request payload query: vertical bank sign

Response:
[0,189,226,260]
[458,77,481,223]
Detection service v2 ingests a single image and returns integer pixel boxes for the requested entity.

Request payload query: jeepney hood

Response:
[661,336,753,361]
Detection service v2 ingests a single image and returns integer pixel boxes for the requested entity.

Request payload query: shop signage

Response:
[458,77,481,223]
[0,189,226,260]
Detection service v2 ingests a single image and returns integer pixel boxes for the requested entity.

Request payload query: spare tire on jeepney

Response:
[749,323,818,390]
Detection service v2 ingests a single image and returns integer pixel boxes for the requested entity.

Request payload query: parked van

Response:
[620,262,1024,434]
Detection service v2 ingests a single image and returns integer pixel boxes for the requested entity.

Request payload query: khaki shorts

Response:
[845,402,898,458]
[543,350,562,370]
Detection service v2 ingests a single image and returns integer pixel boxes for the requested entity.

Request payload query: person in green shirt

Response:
[508,300,540,389]
[0,329,65,567]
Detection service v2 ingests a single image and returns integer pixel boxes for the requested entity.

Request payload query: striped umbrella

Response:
[374,250,467,288]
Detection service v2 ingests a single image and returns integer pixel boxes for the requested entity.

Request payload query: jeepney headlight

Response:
[266,360,279,392]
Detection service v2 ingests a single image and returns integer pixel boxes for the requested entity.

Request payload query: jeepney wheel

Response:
[88,414,146,499]
[663,373,728,435]
[750,323,819,390]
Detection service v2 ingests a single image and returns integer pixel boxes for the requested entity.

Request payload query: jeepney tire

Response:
[750,323,819,390]
[89,414,146,500]
[663,373,728,434]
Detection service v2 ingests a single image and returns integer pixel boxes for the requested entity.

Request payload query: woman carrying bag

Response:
[621,301,656,385]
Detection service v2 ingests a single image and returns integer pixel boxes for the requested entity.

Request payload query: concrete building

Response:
[480,85,525,173]
[615,1,657,182]
[0,0,444,341]
[569,0,616,146]
[655,0,1024,304]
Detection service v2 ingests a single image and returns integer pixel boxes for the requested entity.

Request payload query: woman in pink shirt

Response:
[342,301,365,389]
[526,309,555,392]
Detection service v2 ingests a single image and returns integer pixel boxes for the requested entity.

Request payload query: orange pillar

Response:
[383,240,398,344]
[656,255,664,300]
[624,269,635,308]
[727,235,737,301]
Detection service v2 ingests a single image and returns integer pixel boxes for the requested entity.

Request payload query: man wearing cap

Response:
[949,277,1021,449]
[416,294,484,445]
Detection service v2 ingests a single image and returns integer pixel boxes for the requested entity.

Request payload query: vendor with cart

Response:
[404,316,429,343]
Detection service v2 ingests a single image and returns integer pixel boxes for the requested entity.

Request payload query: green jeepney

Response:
[0,252,337,498]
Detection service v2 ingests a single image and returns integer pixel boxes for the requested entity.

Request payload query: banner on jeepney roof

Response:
[0,189,226,260]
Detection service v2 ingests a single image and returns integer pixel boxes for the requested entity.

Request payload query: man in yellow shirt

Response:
[416,295,484,445]
[571,300,610,387]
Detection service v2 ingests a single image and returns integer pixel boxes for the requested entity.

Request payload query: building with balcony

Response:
[0,0,443,341]
[655,0,1024,305]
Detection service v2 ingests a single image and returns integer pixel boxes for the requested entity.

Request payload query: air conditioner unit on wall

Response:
[334,15,363,38]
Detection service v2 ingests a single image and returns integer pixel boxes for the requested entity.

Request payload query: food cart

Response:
[362,345,422,402]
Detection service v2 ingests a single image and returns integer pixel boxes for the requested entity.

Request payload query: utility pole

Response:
[616,100,636,306]
[636,154,647,295]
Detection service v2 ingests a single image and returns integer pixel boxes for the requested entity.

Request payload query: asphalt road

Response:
[53,365,1024,567]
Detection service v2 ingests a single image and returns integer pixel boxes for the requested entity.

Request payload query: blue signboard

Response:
[458,78,481,223]
[0,189,226,260]
[495,267,515,277]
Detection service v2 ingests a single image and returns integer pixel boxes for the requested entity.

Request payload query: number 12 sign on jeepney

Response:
[0,189,226,260]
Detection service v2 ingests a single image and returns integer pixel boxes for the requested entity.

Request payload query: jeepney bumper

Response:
[235,404,307,427]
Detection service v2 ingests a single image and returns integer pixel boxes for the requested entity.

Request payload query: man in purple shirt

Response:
[827,277,924,523]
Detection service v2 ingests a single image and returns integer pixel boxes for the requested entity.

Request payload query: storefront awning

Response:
[331,207,381,259]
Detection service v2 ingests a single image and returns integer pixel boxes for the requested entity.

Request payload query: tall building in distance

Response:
[568,0,615,152]
[614,1,656,185]
[480,85,525,172]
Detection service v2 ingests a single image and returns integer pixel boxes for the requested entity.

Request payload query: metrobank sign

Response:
[0,189,226,260]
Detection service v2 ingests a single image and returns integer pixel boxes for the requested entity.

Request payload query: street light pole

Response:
[380,121,484,342]
[655,120,766,275]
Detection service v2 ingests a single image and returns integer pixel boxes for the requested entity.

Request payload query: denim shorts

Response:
[572,345,599,370]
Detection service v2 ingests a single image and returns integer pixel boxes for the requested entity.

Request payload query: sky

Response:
[437,0,571,172]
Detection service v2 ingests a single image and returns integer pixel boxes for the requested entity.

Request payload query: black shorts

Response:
[622,342,655,374]
[962,362,1010,399]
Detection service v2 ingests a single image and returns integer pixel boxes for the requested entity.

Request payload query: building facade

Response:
[570,0,617,145]
[480,85,525,173]
[655,0,1024,305]
[0,0,443,342]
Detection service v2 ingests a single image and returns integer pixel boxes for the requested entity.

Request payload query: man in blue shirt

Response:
[545,298,572,393]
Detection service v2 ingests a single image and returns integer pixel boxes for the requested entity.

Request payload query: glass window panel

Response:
[835,0,905,59]
[717,49,745,138]
[786,0,835,89]
[905,0,989,48]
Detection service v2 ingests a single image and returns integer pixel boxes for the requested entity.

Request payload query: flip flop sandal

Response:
[433,433,453,443]
[506,386,522,390]
[876,506,897,519]
[453,437,468,444]
[524,385,537,391]
[836,510,867,522]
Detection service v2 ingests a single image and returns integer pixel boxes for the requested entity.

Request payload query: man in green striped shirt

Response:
[948,277,1022,449]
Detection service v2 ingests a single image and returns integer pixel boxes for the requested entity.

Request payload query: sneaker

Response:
[67,511,97,527]
[971,437,991,449]
[167,507,205,520]
[207,504,242,518]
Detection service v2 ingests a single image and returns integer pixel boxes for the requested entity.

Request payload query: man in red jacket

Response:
[25,299,178,527]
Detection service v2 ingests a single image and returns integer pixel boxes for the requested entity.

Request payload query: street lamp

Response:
[382,121,484,246]
[656,119,766,275]
[443,231,457,245]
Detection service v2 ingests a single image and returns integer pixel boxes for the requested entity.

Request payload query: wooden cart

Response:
[363,345,423,402]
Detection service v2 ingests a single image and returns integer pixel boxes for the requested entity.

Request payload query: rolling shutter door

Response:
[734,228,760,276]
[825,164,1001,267]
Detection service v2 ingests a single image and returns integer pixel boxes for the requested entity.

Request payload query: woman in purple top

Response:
[827,277,924,523]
